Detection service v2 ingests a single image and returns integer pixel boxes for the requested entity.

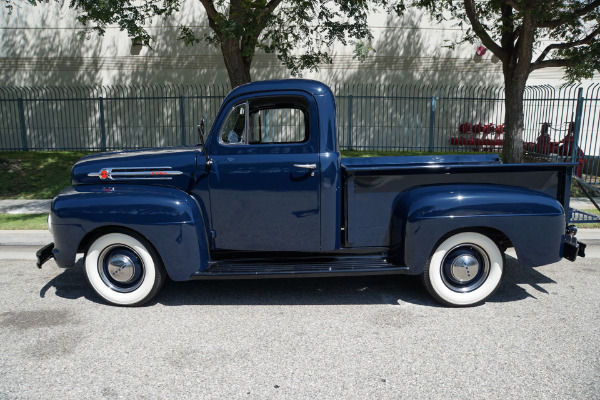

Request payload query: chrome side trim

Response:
[88,166,184,180]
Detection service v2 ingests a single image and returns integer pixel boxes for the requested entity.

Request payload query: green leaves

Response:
[416,0,600,82]
[253,0,376,75]
[561,38,600,82]
[353,40,376,62]
[4,0,37,15]
[61,0,404,83]
[68,0,179,48]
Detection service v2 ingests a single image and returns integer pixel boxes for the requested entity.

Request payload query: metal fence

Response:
[1,82,599,184]
[334,85,507,152]
[520,84,600,185]
[0,85,228,150]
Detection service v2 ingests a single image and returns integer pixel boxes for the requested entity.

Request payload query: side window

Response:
[248,107,307,144]
[219,96,308,146]
[220,103,247,145]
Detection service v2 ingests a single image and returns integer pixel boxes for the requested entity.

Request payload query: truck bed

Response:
[341,154,573,248]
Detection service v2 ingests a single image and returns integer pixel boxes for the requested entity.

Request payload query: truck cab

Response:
[198,81,340,252]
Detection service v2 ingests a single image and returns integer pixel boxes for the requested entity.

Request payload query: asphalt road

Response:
[1,250,599,400]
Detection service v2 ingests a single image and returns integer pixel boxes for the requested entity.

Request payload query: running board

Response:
[190,255,409,279]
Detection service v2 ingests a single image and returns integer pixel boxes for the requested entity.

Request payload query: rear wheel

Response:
[422,232,504,307]
[85,232,166,306]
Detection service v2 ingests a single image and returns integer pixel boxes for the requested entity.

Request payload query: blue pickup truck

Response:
[37,79,586,307]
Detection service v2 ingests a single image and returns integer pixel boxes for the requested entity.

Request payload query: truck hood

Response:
[71,147,198,191]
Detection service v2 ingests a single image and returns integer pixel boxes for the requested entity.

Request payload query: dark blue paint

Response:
[46,79,580,282]
[203,88,323,251]
[51,185,210,280]
[392,184,565,272]
[343,163,572,248]
[342,154,502,171]
[206,152,321,251]
[202,81,341,251]
[73,147,197,190]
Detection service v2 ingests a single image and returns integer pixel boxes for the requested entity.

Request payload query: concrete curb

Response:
[1,229,599,248]
[571,197,600,209]
[575,229,600,243]
[1,198,599,215]
[0,230,53,246]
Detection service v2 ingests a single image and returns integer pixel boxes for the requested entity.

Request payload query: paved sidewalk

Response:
[1,228,599,248]
[571,197,600,209]
[1,197,599,215]
[0,230,52,246]
[0,199,52,214]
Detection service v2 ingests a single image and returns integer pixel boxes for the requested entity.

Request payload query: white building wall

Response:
[0,1,580,87]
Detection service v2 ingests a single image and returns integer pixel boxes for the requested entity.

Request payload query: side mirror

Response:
[198,118,206,141]
[197,118,212,170]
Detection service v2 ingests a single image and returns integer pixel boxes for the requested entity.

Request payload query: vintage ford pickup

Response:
[37,79,586,307]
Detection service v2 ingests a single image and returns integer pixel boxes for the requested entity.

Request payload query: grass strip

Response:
[0,214,48,230]
[0,151,93,199]
[575,208,600,229]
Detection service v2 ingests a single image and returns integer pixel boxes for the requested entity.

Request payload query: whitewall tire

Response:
[85,232,166,306]
[422,232,504,307]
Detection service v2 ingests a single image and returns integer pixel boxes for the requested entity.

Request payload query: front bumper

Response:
[36,242,54,269]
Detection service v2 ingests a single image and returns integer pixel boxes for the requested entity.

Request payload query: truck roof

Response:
[227,79,334,100]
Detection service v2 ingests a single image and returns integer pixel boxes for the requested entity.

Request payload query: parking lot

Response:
[1,249,599,399]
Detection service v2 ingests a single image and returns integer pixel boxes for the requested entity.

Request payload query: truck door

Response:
[207,94,321,252]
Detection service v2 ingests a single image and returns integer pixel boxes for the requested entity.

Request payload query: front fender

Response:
[51,185,210,281]
[391,184,565,273]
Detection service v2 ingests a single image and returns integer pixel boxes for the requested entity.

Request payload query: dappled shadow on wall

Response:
[1,7,509,152]
[252,13,509,154]
[0,5,103,87]
[254,12,504,88]
[1,7,504,88]
[0,4,229,87]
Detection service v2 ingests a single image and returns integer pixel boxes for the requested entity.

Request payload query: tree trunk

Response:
[220,39,252,88]
[500,11,536,164]
[502,73,528,164]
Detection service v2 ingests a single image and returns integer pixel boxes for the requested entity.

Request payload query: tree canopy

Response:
[68,0,403,87]
[4,0,36,14]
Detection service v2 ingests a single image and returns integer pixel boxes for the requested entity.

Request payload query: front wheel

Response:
[85,232,166,306]
[422,232,504,307]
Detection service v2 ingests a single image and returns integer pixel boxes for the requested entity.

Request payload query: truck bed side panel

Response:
[392,184,566,272]
[344,163,569,248]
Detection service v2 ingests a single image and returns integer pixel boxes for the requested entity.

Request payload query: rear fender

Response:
[391,184,565,273]
[51,185,210,281]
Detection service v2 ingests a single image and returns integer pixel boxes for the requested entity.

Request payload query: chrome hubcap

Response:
[107,254,136,283]
[450,255,480,283]
[441,243,490,293]
[98,244,145,293]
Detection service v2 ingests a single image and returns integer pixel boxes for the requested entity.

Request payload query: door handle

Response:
[293,163,317,170]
